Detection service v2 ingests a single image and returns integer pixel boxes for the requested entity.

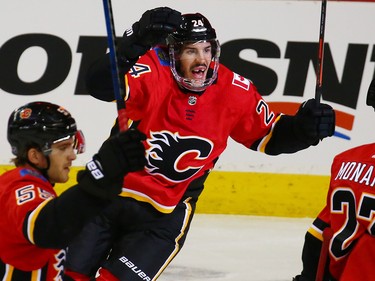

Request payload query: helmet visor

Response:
[50,129,86,155]
[73,130,86,154]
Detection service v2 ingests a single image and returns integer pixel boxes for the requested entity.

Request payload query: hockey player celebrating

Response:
[293,79,375,281]
[0,101,146,280]
[64,7,336,281]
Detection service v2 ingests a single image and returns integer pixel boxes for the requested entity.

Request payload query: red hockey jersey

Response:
[120,47,279,213]
[0,167,65,281]
[309,143,375,281]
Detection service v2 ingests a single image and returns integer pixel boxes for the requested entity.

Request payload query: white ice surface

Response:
[159,214,313,281]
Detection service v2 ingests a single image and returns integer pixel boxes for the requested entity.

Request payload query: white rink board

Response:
[1,0,375,175]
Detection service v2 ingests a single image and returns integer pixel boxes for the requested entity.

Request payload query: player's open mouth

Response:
[192,67,206,80]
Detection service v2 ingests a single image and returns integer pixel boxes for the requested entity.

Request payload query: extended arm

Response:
[251,99,335,155]
[86,7,182,101]
[24,129,146,248]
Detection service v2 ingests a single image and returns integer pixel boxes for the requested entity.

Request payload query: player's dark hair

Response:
[11,143,40,167]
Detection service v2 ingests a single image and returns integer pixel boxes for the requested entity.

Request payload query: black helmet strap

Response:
[25,149,51,183]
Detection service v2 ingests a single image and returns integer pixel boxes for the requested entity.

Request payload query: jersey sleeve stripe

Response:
[257,115,282,153]
[26,198,53,244]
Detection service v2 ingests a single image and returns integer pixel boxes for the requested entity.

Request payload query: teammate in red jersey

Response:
[0,101,146,281]
[293,79,375,281]
[64,8,335,281]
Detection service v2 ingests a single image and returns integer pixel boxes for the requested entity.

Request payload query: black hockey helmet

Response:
[168,13,217,44]
[7,101,85,157]
[167,13,221,92]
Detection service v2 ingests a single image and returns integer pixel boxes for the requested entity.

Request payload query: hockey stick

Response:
[315,227,333,281]
[102,0,128,131]
[315,0,327,105]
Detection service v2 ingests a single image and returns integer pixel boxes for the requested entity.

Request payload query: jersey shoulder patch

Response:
[154,47,170,66]
[232,73,251,91]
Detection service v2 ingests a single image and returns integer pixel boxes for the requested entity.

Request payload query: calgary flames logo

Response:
[20,108,32,119]
[146,131,213,182]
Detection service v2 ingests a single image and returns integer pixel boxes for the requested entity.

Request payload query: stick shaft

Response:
[315,0,327,105]
[315,227,333,281]
[102,0,128,131]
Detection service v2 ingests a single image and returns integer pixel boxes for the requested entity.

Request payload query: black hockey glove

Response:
[78,129,146,199]
[293,99,335,146]
[118,7,182,64]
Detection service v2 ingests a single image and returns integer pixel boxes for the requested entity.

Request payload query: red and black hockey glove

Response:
[77,129,146,199]
[118,7,182,64]
[293,98,335,146]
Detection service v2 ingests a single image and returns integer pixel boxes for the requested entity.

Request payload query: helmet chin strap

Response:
[27,155,51,183]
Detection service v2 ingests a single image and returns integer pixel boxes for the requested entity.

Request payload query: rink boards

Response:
[0,165,328,218]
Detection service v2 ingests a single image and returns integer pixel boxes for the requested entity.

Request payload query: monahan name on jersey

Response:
[334,161,375,187]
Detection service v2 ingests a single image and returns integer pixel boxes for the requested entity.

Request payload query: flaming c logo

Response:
[269,101,353,140]
[20,108,32,119]
[146,131,213,182]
